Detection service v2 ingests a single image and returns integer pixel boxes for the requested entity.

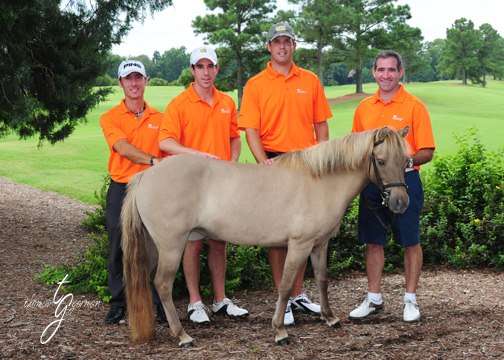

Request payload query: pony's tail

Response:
[121,172,154,343]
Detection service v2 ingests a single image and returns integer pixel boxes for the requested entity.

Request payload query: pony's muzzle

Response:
[388,191,409,214]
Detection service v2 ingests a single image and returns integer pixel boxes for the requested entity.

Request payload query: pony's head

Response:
[369,126,410,214]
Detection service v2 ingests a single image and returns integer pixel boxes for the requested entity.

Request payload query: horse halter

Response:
[370,138,408,208]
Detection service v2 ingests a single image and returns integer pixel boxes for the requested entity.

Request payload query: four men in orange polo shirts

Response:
[101,23,434,327]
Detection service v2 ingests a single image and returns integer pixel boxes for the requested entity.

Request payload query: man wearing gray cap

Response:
[239,22,333,326]
[100,59,167,325]
[159,47,248,324]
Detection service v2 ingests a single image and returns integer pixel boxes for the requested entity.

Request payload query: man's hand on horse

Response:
[195,151,219,160]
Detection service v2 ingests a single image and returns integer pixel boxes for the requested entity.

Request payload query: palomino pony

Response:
[121,126,410,346]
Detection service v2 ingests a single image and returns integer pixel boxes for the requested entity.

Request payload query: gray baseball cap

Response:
[267,22,295,42]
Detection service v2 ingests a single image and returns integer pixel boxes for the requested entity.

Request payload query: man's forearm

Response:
[159,138,218,159]
[230,137,241,162]
[159,138,193,155]
[113,139,155,165]
[245,128,268,163]
[413,148,435,166]
[314,121,329,142]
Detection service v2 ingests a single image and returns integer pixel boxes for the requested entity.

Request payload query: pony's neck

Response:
[304,131,374,177]
[273,131,375,177]
[317,168,370,219]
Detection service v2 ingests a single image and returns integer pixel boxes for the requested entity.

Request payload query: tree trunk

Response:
[355,46,364,93]
[237,52,243,108]
[317,39,324,82]
[355,67,363,93]
[463,68,467,85]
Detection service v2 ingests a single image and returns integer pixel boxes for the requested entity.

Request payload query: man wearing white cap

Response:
[159,47,248,324]
[100,59,167,325]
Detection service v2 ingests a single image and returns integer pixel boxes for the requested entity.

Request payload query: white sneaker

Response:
[349,298,384,320]
[403,299,421,322]
[290,293,321,315]
[212,298,249,318]
[284,300,295,326]
[187,301,210,324]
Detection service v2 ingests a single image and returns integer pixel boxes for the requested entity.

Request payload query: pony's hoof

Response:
[179,336,194,349]
[327,318,341,328]
[275,336,290,346]
[178,340,194,348]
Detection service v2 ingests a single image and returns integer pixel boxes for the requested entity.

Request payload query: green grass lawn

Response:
[1,80,503,204]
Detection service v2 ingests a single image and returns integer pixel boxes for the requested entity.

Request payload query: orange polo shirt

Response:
[100,101,163,183]
[238,62,332,152]
[353,85,435,169]
[159,84,239,161]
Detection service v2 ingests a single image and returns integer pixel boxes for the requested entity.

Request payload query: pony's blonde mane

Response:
[274,128,407,177]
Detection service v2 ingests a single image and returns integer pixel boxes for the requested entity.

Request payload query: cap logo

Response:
[276,25,287,31]
[200,48,207,53]
[123,62,142,69]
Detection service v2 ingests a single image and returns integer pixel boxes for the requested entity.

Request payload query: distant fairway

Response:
[0,80,502,204]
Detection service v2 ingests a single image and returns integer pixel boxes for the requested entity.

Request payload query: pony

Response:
[121,126,410,346]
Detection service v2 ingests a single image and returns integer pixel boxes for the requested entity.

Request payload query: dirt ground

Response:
[1,176,503,360]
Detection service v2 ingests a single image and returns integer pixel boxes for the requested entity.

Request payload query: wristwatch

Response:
[406,157,414,169]
[149,156,154,166]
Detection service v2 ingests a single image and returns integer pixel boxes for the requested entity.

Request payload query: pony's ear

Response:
[375,126,392,144]
[399,126,410,138]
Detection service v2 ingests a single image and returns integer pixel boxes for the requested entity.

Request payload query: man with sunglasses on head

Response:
[100,59,167,325]
[159,46,248,324]
[349,50,435,323]
[239,22,333,326]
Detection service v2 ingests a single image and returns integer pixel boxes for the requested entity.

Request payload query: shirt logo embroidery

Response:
[296,88,307,94]
[391,114,403,121]
[220,108,231,114]
[147,123,159,129]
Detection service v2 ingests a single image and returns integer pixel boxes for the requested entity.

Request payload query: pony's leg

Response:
[310,240,340,327]
[272,245,312,345]
[153,243,194,347]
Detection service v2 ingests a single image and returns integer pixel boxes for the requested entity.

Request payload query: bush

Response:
[328,199,364,276]
[38,129,503,300]
[176,68,192,88]
[329,128,504,275]
[421,129,504,268]
[149,77,169,86]
[94,74,115,86]
[38,176,272,301]
[38,176,111,302]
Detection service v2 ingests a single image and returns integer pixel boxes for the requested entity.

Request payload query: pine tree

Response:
[0,0,171,143]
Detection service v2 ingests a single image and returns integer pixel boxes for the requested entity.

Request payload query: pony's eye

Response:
[377,159,385,166]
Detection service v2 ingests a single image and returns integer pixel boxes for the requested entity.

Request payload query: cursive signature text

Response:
[40,274,73,344]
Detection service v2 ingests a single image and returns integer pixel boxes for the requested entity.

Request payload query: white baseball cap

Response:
[190,46,218,66]
[117,60,147,79]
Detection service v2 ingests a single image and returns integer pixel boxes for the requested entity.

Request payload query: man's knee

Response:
[367,243,384,254]
[405,244,422,256]
[208,239,226,254]
[185,240,204,255]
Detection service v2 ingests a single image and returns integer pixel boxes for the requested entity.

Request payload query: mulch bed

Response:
[1,176,503,359]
